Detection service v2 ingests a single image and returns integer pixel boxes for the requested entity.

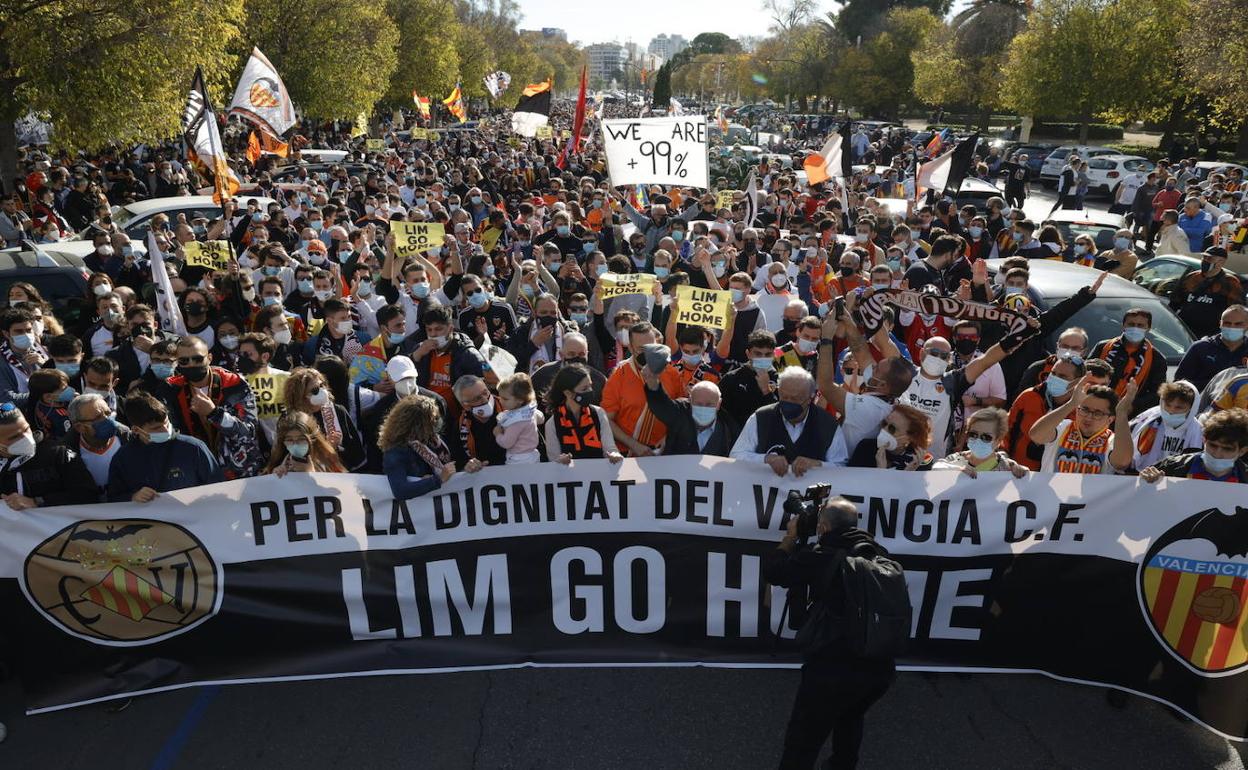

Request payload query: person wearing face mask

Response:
[264,411,345,476]
[1128,381,1204,472]
[236,332,290,450]
[506,293,574,374]
[846,403,934,470]
[1090,308,1166,416]
[1093,229,1139,277]
[447,374,506,470]
[932,407,1029,477]
[1176,305,1248,392]
[156,335,263,480]
[639,360,739,456]
[402,305,488,410]
[1140,407,1248,484]
[0,308,48,401]
[22,368,75,440]
[0,401,96,510]
[667,326,721,395]
[600,321,684,457]
[1006,353,1086,470]
[1168,247,1245,339]
[901,314,1041,456]
[301,298,366,367]
[825,251,865,299]
[731,367,839,477]
[107,391,222,502]
[530,331,607,407]
[618,194,674,257]
[963,216,998,261]
[1149,179,1184,251]
[455,274,518,346]
[534,211,584,256]
[84,231,121,277]
[283,367,366,472]
[64,392,133,499]
[542,363,623,464]
[902,235,966,295]
[773,316,824,376]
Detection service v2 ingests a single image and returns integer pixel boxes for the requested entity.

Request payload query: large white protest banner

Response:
[602,116,710,188]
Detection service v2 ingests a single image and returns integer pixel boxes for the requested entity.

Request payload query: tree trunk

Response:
[1236,121,1248,161]
[978,106,991,134]
[1078,114,1090,145]
[0,120,16,197]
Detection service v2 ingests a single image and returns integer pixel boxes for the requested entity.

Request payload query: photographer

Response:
[763,496,898,770]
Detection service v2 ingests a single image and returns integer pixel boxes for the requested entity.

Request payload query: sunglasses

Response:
[965,431,995,444]
[177,355,206,365]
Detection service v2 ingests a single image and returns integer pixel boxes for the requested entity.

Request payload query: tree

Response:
[839,8,942,118]
[651,64,672,110]
[834,0,952,43]
[762,0,817,34]
[0,0,244,185]
[1180,0,1248,155]
[246,0,398,120]
[384,0,461,108]
[688,32,742,56]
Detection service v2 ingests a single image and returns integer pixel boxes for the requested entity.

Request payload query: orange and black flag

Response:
[181,67,240,204]
[443,83,467,124]
[511,78,552,138]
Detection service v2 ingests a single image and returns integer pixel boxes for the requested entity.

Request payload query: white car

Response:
[1192,161,1248,184]
[1083,154,1154,197]
[1039,145,1121,185]
[42,194,277,259]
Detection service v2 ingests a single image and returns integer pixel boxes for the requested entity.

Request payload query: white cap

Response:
[386,355,417,382]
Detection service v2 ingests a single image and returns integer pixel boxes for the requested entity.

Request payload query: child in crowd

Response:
[494,372,543,464]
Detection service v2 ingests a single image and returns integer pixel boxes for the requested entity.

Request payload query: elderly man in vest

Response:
[730,367,838,477]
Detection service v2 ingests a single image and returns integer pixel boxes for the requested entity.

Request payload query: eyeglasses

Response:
[927,349,951,360]
[1077,406,1111,419]
[177,355,206,365]
[965,431,995,443]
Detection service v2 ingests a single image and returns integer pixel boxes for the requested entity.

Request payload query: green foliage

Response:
[246,0,399,120]
[834,0,952,43]
[2,0,244,143]
[688,33,742,56]
[839,8,941,118]
[652,64,672,110]
[1034,122,1124,140]
[385,0,461,106]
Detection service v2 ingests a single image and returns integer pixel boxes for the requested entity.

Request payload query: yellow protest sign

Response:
[506,137,522,148]
[411,128,429,140]
[365,138,383,151]
[246,371,289,421]
[480,227,503,254]
[536,125,553,140]
[599,273,656,300]
[183,240,231,270]
[392,221,446,257]
[676,285,733,330]
[716,189,736,210]
[559,129,572,140]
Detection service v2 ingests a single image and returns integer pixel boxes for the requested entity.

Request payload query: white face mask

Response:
[219,334,239,350]
[430,335,449,349]
[273,329,293,345]
[334,320,353,335]
[922,355,948,376]
[241,287,256,301]
[394,378,419,397]
[769,273,788,289]
[876,428,899,452]
[6,429,36,459]
[92,283,111,297]
[471,399,495,420]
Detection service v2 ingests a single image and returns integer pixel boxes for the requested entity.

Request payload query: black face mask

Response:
[782,319,798,333]
[564,356,588,367]
[178,364,208,383]
[237,356,259,375]
[185,303,205,316]
[955,339,979,357]
[1201,260,1214,274]
[839,265,855,277]
[572,390,594,407]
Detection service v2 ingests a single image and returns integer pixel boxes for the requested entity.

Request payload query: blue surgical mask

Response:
[1221,326,1245,343]
[731,288,746,302]
[1073,244,1087,255]
[968,226,983,238]
[297,279,314,294]
[570,312,589,325]
[672,230,685,242]
[262,296,281,307]
[556,225,571,236]
[691,405,717,427]
[11,333,33,350]
[1202,451,1237,475]
[483,264,496,277]
[750,357,774,371]
[712,262,727,277]
[150,362,175,379]
[91,416,118,441]
[387,331,407,345]
[681,352,703,366]
[1005,286,1024,296]
[471,195,482,205]
[338,249,353,263]
[147,429,173,444]
[1123,327,1147,344]
[415,198,426,207]
[967,438,995,460]
[596,264,608,276]
[468,291,488,309]
[57,387,76,403]
[1161,410,1188,428]
[654,267,670,279]
[1046,374,1070,397]
[582,242,595,254]
[1012,230,1023,242]
[887,259,901,272]
[262,266,280,276]
[1114,237,1131,251]
[411,282,430,299]
[55,361,80,377]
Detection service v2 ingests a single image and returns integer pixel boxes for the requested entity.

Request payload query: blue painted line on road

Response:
[149,685,221,770]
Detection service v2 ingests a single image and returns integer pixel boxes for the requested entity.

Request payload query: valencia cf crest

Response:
[1138,506,1248,676]
[22,519,221,646]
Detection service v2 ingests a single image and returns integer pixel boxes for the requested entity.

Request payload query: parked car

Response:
[1042,209,1126,252]
[0,247,91,326]
[952,177,1004,210]
[43,194,278,260]
[1038,145,1121,185]
[1191,161,1248,185]
[1133,253,1248,296]
[986,258,1194,375]
[1083,155,1154,197]
[1009,143,1057,178]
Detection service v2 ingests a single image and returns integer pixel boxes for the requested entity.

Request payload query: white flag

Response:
[483,70,511,100]
[743,171,758,227]
[228,47,296,137]
[148,231,188,337]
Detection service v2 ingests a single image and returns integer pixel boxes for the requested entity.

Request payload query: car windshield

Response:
[1052,222,1117,250]
[1052,296,1193,364]
[74,205,136,240]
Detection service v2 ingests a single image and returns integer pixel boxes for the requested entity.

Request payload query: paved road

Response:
[2,667,1245,768]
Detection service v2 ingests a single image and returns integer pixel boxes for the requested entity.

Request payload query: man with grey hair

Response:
[449,373,504,471]
[65,392,132,498]
[763,494,896,769]
[640,368,740,456]
[530,331,607,405]
[731,367,839,476]
[618,192,673,256]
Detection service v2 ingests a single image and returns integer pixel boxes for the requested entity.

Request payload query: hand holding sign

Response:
[601,116,709,188]
[392,221,445,257]
[598,273,656,300]
[675,285,732,330]
[183,240,231,270]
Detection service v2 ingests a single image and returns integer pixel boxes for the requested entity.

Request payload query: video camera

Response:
[783,483,832,541]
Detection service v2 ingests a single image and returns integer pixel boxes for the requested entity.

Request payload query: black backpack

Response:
[796,547,912,660]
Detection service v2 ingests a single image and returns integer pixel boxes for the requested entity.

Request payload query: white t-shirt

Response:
[902,374,954,455]
[79,437,122,489]
[840,392,894,456]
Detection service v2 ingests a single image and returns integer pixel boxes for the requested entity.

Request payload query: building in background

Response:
[648,34,688,61]
[586,42,627,84]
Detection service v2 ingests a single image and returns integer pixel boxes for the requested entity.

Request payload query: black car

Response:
[0,248,91,326]
[1133,254,1248,297]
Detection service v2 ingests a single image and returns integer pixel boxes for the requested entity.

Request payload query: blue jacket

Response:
[1175,334,1248,392]
[106,433,222,501]
[1178,211,1214,252]
[382,445,442,500]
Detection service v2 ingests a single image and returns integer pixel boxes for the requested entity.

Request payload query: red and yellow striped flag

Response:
[443,84,467,124]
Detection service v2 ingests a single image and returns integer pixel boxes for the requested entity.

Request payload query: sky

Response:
[517,0,971,48]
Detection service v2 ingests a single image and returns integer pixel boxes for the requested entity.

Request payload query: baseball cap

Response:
[387,355,417,383]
